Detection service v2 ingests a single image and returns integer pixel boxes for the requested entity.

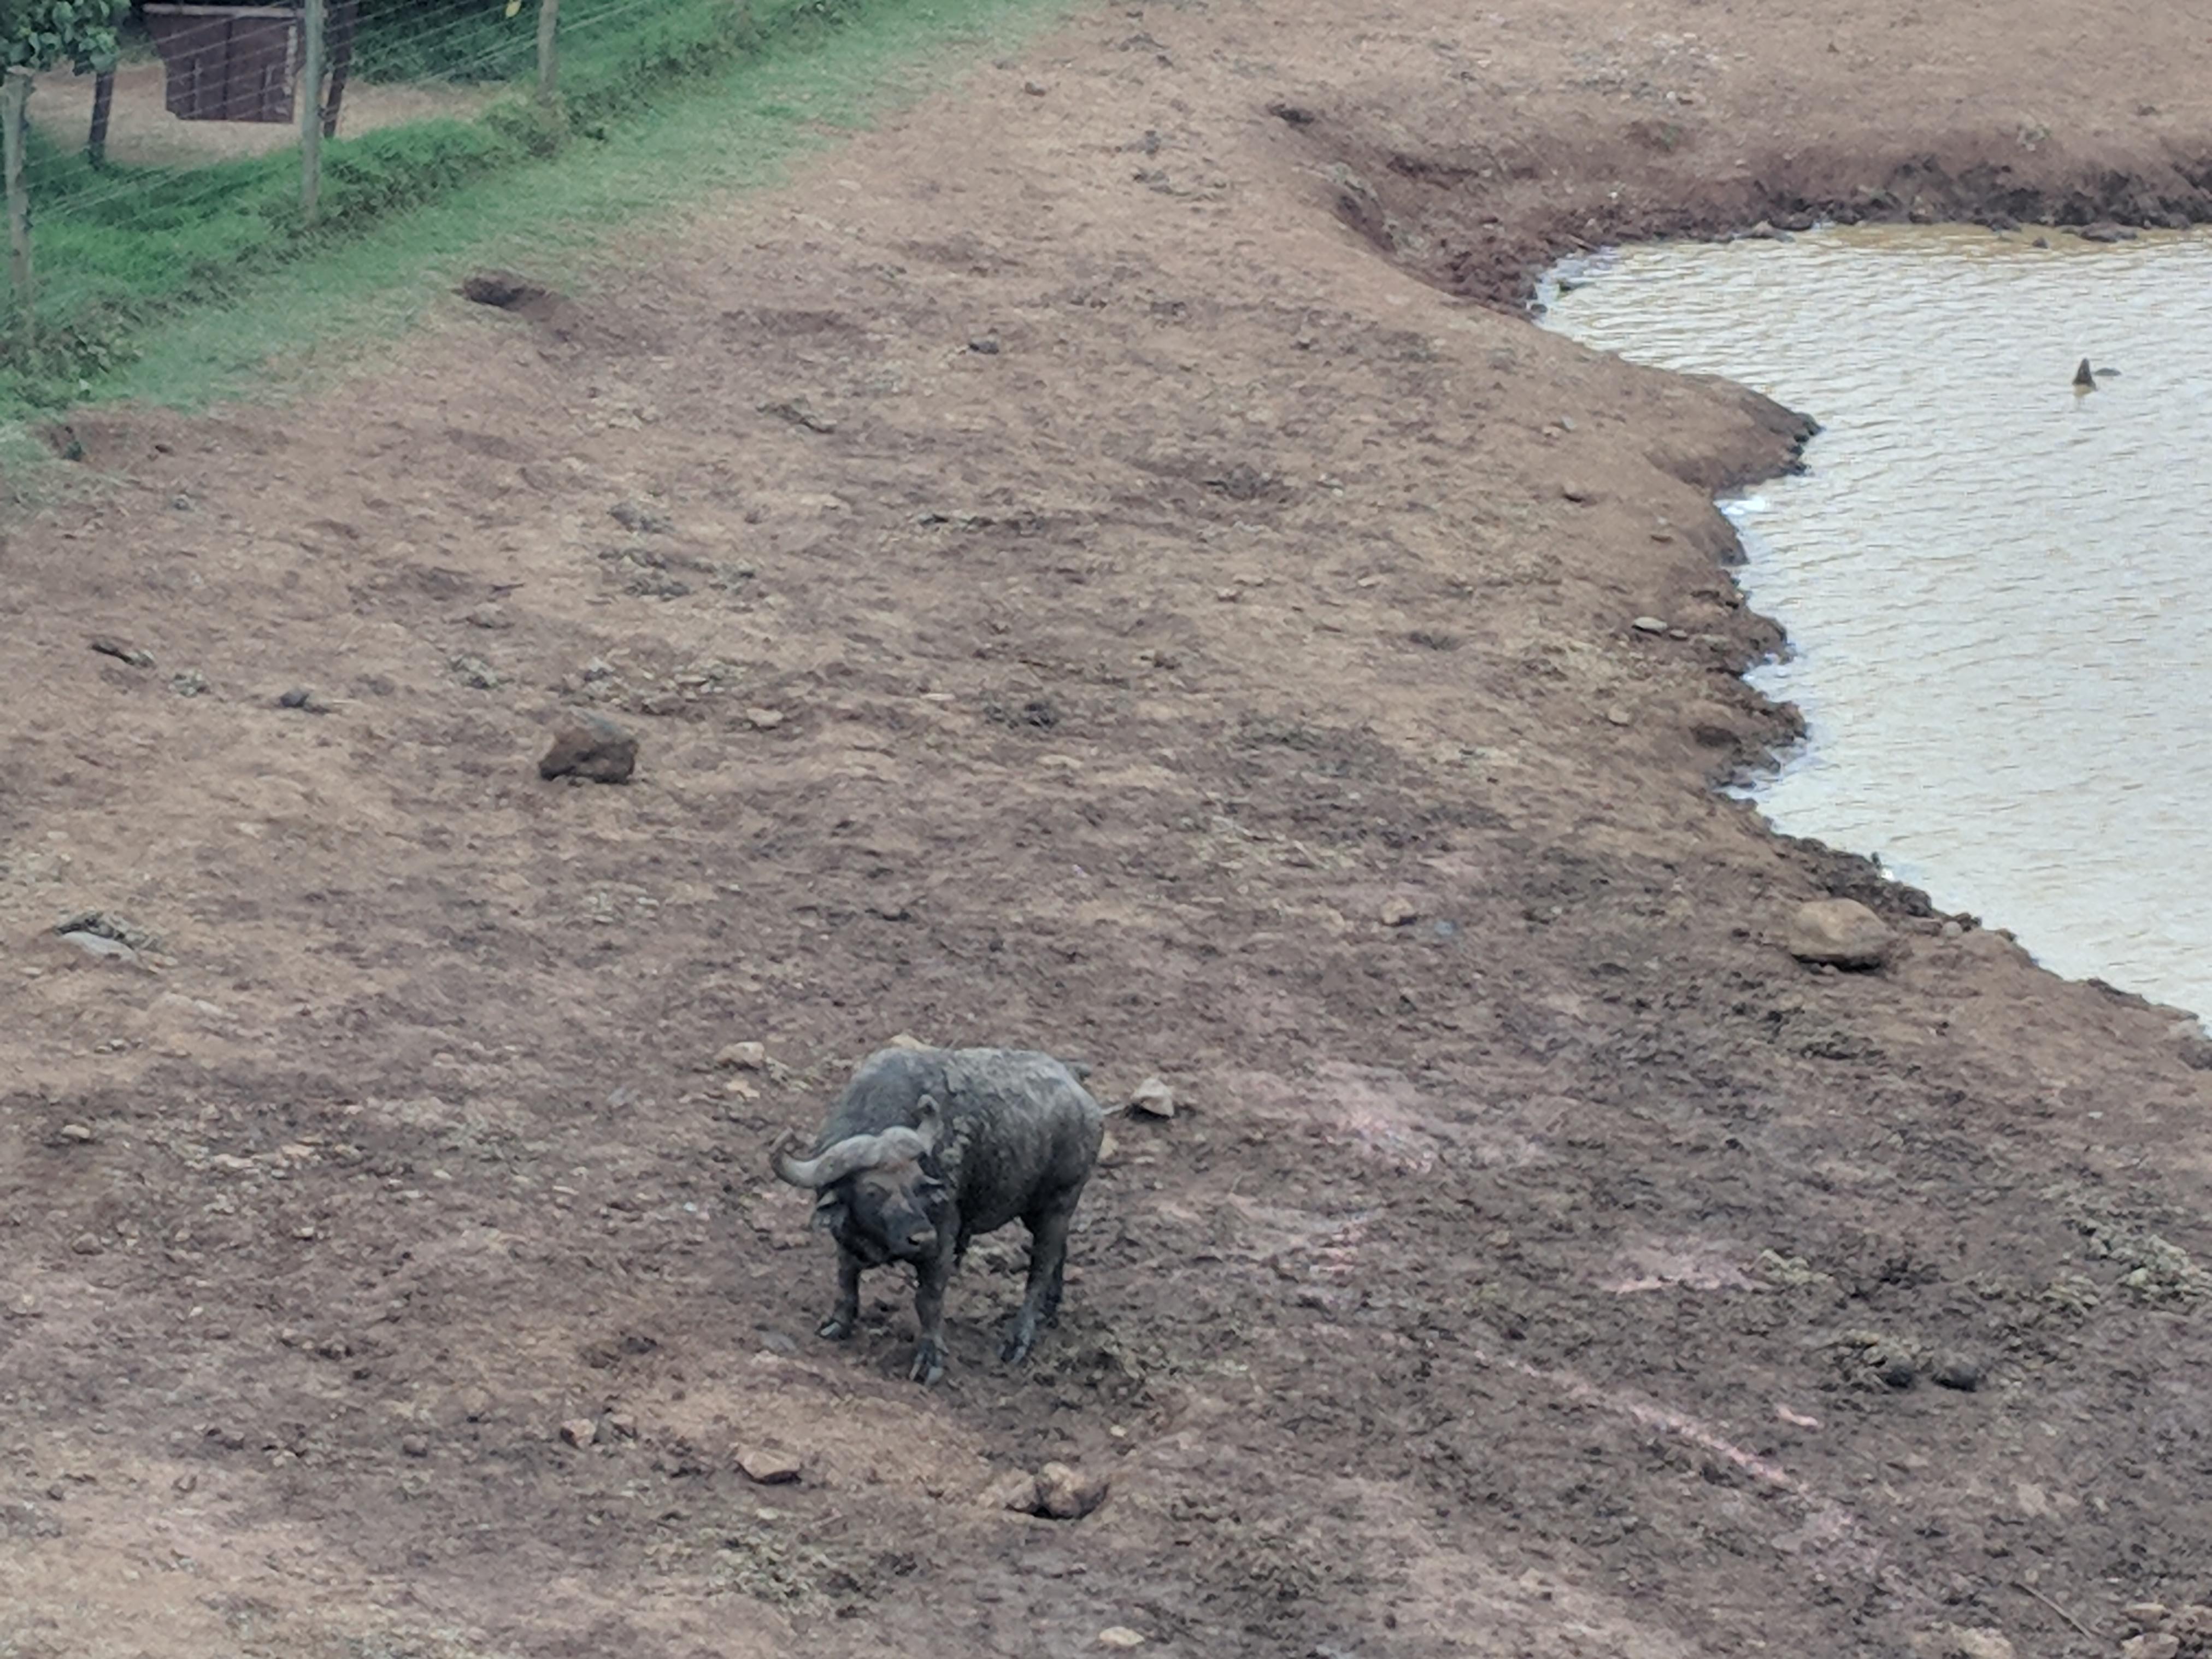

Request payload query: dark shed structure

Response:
[142,4,300,124]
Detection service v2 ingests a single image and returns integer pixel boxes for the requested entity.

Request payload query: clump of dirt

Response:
[460,268,583,334]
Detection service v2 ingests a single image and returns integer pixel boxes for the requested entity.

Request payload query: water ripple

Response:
[1544,226,2212,1017]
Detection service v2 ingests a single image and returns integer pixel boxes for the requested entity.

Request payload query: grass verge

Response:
[4,0,1071,415]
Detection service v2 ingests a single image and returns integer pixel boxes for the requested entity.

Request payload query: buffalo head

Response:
[773,1095,950,1267]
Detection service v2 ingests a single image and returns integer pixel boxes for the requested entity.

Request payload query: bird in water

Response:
[2073,357,2097,393]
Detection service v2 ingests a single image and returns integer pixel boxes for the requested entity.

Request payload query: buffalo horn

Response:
[773,1123,933,1187]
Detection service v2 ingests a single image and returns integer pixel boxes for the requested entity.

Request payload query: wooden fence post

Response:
[2,69,31,355]
[299,0,326,222]
[87,56,117,166]
[537,0,561,104]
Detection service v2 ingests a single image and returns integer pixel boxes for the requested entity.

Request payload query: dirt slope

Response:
[5,2,2211,1656]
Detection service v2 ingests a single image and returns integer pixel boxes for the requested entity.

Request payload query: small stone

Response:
[2179,1036,2212,1072]
[887,1033,931,1051]
[173,1472,198,1493]
[464,604,510,630]
[979,1469,1041,1513]
[2120,1636,2180,1659]
[89,636,155,669]
[170,669,208,697]
[1379,897,1419,927]
[737,1446,802,1485]
[539,713,637,784]
[1097,1130,1121,1164]
[60,931,137,963]
[400,1434,430,1459]
[451,655,502,691]
[1097,1629,1146,1650]
[1878,1357,1917,1390]
[744,707,786,731]
[2122,1605,2172,1634]
[606,1412,638,1440]
[1948,1631,2016,1659]
[1129,1078,1175,1119]
[969,336,1002,355]
[1932,1358,1982,1392]
[1632,615,1669,634]
[58,1123,95,1143]
[1035,1461,1109,1520]
[275,687,327,713]
[1560,481,1594,503]
[717,1041,767,1070]
[2076,221,2137,243]
[1940,919,1964,939]
[1786,898,1894,969]
[1023,79,1048,96]
[70,1233,103,1256]
[560,1418,598,1448]
[293,1225,317,1240]
[1604,706,1634,727]
[609,500,674,534]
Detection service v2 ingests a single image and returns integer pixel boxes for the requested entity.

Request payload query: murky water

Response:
[1541,226,2212,1018]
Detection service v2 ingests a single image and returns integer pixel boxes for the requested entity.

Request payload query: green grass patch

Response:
[1,0,1069,414]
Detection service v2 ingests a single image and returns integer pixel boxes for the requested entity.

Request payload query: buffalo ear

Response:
[912,1095,944,1152]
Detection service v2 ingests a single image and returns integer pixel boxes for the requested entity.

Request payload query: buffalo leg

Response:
[1041,1248,1067,1327]
[818,1248,862,1341]
[1001,1201,1075,1364]
[909,1244,953,1385]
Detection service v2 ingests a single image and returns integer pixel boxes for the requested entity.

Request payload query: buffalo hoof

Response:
[999,1325,1038,1367]
[909,1338,946,1385]
[818,1315,855,1342]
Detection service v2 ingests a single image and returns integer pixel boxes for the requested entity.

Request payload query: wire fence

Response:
[0,0,866,406]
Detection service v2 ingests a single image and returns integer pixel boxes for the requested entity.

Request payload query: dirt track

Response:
[6,3,2212,1656]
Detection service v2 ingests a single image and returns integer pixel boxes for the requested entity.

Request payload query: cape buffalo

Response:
[772,1045,1105,1385]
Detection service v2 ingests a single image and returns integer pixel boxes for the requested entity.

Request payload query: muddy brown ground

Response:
[6,2,2212,1656]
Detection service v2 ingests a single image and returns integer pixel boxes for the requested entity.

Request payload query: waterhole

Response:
[1542,226,2212,1018]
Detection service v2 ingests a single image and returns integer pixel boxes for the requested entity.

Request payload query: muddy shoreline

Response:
[5,3,2211,1657]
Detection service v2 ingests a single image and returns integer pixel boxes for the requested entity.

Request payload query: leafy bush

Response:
[3,0,127,72]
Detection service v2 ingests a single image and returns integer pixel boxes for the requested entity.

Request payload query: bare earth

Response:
[28,61,496,166]
[5,2,2211,1656]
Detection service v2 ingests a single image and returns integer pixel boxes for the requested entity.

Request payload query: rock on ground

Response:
[1786,898,1895,969]
[979,1469,1042,1513]
[736,1446,802,1485]
[1036,1461,1109,1520]
[539,714,638,784]
[1128,1077,1175,1119]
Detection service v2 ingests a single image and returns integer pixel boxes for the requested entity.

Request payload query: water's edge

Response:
[1536,228,2212,1025]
